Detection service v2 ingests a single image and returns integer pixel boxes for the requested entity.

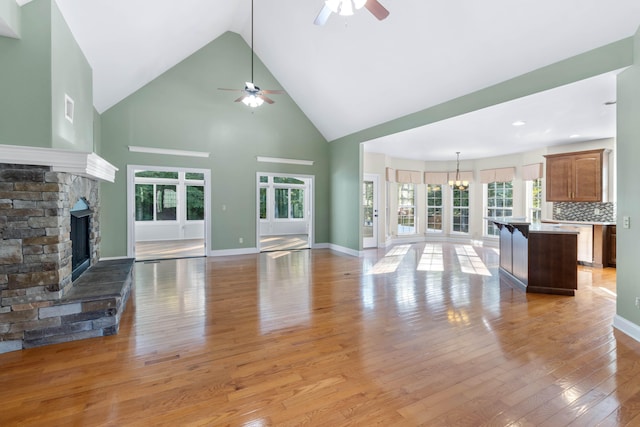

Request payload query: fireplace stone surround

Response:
[0,157,131,353]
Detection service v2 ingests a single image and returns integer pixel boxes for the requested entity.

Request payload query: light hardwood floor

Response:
[135,238,205,261]
[260,234,310,252]
[1,242,638,426]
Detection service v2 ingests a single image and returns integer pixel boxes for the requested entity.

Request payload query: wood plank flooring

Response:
[1,242,639,426]
[260,234,310,252]
[135,238,205,261]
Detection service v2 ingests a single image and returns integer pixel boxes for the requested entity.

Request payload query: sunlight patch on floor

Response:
[417,244,444,272]
[455,245,492,276]
[368,245,411,275]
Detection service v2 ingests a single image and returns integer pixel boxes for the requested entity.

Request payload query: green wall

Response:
[0,0,94,151]
[0,0,21,38]
[329,140,361,251]
[92,108,101,153]
[0,0,51,147]
[616,28,640,326]
[50,2,93,151]
[99,31,329,257]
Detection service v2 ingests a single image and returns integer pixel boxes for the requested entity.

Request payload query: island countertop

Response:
[541,219,616,226]
[486,217,578,295]
[484,217,580,235]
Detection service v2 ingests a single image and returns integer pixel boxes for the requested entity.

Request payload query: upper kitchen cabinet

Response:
[545,149,607,202]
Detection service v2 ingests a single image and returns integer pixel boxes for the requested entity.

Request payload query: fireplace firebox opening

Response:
[71,198,91,281]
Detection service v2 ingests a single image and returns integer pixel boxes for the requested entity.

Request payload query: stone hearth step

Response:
[22,258,135,349]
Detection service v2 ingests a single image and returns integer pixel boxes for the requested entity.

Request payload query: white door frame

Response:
[256,172,314,250]
[126,165,212,258]
[363,173,379,248]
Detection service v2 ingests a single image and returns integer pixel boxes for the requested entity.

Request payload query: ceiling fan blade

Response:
[259,95,275,104]
[314,4,332,26]
[234,96,245,103]
[218,88,244,92]
[364,0,390,20]
[261,89,286,95]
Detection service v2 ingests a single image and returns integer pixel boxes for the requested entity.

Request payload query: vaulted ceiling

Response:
[51,0,640,160]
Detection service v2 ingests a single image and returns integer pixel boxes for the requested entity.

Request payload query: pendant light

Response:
[449,152,469,191]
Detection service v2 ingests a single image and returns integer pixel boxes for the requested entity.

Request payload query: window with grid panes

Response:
[527,178,543,223]
[426,184,443,232]
[452,187,470,233]
[486,181,513,235]
[397,183,416,234]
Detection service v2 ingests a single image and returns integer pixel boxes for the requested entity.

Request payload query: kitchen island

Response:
[487,217,579,296]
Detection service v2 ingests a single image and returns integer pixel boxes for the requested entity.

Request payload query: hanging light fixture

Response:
[217,0,285,107]
[242,0,262,108]
[325,0,367,16]
[449,152,469,191]
[314,0,389,25]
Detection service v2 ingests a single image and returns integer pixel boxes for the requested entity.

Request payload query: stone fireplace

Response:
[0,164,101,294]
[0,147,132,353]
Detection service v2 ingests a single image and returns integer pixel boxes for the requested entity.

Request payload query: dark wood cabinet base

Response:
[490,218,578,296]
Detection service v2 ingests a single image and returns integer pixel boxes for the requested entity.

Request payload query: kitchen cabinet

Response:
[607,225,616,267]
[545,149,605,202]
[541,220,615,268]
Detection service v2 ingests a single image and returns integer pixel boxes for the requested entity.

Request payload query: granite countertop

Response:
[541,219,616,226]
[485,217,579,234]
[529,223,580,234]
[484,216,529,225]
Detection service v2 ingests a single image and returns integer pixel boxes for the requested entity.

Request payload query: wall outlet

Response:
[239,237,243,244]
[624,216,631,229]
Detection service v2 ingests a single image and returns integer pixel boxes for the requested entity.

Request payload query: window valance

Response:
[424,172,448,185]
[396,169,422,184]
[521,163,543,181]
[479,167,515,183]
[385,167,396,183]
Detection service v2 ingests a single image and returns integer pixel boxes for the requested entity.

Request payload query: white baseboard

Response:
[613,315,640,343]
[328,244,361,257]
[209,247,259,257]
[313,243,330,249]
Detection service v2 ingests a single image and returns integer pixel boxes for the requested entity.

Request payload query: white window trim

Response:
[426,184,444,233]
[397,183,418,235]
[450,186,470,235]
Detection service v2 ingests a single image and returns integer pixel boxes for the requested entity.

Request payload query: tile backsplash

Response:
[553,202,616,222]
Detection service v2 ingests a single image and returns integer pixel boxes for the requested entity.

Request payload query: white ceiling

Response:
[49,0,640,160]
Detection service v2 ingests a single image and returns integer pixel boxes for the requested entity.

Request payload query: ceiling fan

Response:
[218,0,284,108]
[314,0,390,26]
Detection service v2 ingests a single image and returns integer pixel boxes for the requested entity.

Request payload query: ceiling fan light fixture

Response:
[242,94,264,108]
[325,0,341,13]
[339,0,354,16]
[353,0,367,10]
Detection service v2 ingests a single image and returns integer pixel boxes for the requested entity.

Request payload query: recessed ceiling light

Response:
[570,134,581,138]
[512,120,526,126]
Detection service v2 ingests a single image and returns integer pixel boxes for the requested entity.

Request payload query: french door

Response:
[363,174,379,248]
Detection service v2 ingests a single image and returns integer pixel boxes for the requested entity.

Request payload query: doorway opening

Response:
[257,173,314,252]
[127,166,211,261]
[363,174,379,248]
